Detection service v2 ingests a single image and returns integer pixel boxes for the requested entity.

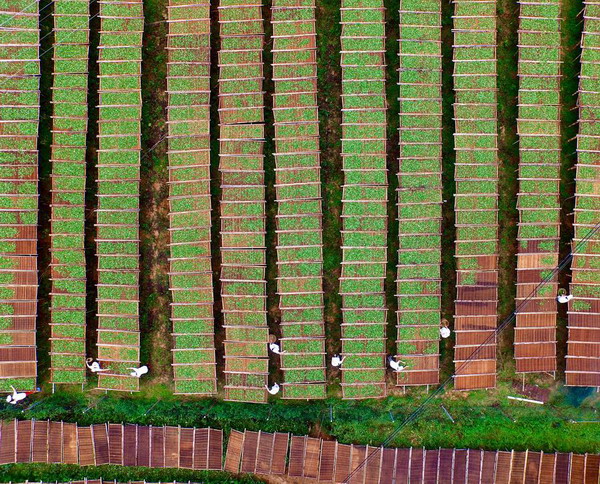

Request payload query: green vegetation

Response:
[0,0,41,393]
[395,0,443,386]
[217,0,269,403]
[451,0,500,389]
[0,464,262,483]
[496,0,519,367]
[163,0,215,395]
[95,0,143,392]
[271,0,326,398]
[565,1,600,385]
[337,0,388,399]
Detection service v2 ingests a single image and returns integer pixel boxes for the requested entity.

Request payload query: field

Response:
[338,0,388,400]
[451,0,500,391]
[0,0,599,480]
[218,0,269,404]
[272,0,327,399]
[513,0,562,374]
[166,0,217,395]
[0,0,39,392]
[396,0,443,387]
[94,0,144,392]
[49,0,89,386]
[567,1,600,387]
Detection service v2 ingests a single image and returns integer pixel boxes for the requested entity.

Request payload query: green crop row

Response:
[567,3,600,384]
[0,0,40,393]
[339,0,387,399]
[50,1,89,388]
[451,0,500,381]
[218,3,268,404]
[515,0,562,361]
[94,0,144,392]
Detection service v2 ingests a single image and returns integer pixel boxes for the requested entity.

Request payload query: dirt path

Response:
[139,0,171,385]
[36,0,55,384]
[316,0,343,392]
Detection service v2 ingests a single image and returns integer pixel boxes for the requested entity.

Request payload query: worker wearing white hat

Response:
[440,320,451,339]
[557,293,574,304]
[6,386,26,405]
[388,356,408,372]
[128,365,149,378]
[86,358,108,373]
[268,342,286,355]
[266,383,280,395]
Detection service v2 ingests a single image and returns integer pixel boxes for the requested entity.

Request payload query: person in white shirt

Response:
[331,354,345,367]
[128,365,149,378]
[6,386,26,405]
[388,356,408,372]
[440,322,451,339]
[86,358,107,373]
[266,383,280,395]
[268,342,285,355]
[557,293,574,304]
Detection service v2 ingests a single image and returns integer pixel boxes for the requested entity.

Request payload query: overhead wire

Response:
[341,220,600,483]
[1,1,102,84]
[1,0,170,170]
[2,0,598,478]
[0,0,54,28]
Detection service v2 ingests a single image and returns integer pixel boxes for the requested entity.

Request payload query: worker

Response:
[85,358,107,373]
[6,386,26,405]
[128,365,149,378]
[266,383,280,395]
[268,341,285,355]
[440,320,451,339]
[388,356,408,372]
[331,354,345,367]
[557,293,574,304]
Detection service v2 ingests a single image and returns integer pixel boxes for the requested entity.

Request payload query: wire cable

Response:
[341,220,600,483]
[0,0,54,28]
[0,0,107,85]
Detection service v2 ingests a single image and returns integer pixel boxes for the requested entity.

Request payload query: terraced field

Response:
[0,0,599,403]
[166,0,216,395]
[49,0,90,386]
[396,0,443,387]
[218,0,269,403]
[0,0,39,392]
[451,0,499,391]
[272,0,327,399]
[95,0,144,392]
[339,0,388,399]
[567,0,600,387]
[514,0,562,374]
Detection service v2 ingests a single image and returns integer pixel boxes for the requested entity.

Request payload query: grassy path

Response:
[83,0,100,376]
[440,0,458,381]
[208,0,225,392]
[263,0,282,383]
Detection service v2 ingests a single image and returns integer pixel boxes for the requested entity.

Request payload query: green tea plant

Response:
[95,0,144,392]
